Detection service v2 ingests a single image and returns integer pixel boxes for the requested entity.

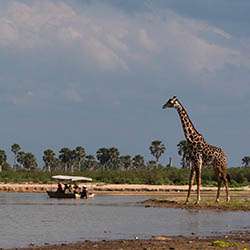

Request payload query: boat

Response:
[47,175,95,199]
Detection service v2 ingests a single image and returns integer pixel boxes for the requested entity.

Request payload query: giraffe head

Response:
[162,96,180,109]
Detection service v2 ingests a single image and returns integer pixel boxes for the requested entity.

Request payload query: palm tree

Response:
[132,155,145,169]
[108,147,120,169]
[59,147,72,172]
[177,140,192,168]
[11,143,21,169]
[149,140,166,163]
[119,155,132,170]
[85,155,98,170]
[17,151,26,169]
[21,152,37,171]
[242,156,250,167]
[74,146,86,171]
[0,149,7,172]
[43,149,56,172]
[96,148,110,167]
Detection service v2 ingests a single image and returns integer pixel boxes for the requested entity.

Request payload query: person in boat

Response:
[73,184,81,194]
[68,184,73,193]
[81,185,88,199]
[64,184,72,194]
[56,183,64,193]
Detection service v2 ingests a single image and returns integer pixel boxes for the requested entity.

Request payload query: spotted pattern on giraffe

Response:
[163,96,230,204]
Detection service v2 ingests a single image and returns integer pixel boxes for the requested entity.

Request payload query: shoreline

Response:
[14,232,250,250]
[0,183,249,193]
[1,183,250,211]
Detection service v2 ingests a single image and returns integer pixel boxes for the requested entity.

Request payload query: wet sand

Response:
[14,232,250,250]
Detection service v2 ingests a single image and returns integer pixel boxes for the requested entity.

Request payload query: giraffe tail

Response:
[226,173,231,184]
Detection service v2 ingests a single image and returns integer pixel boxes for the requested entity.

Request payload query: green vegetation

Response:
[0,166,250,186]
[212,240,238,248]
[0,169,51,183]
[0,142,249,185]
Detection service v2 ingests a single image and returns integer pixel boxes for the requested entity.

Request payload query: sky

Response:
[0,0,249,166]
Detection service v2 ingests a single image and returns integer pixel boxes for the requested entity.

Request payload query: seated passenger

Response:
[73,184,81,194]
[56,183,63,193]
[64,184,70,193]
[68,184,73,193]
[81,186,88,199]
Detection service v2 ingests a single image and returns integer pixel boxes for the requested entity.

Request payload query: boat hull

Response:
[47,191,94,199]
[47,191,77,198]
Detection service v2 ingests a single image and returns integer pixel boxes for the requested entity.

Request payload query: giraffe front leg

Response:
[185,166,195,204]
[194,155,202,205]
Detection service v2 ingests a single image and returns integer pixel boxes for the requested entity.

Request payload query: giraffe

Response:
[162,96,230,204]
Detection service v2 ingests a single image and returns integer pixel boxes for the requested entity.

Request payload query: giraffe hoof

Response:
[194,201,200,206]
[216,199,219,203]
[226,197,230,202]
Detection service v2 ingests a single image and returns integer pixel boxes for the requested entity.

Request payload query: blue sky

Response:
[0,0,249,166]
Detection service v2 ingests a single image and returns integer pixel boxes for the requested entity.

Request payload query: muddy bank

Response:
[0,183,248,193]
[14,232,250,250]
[141,198,250,211]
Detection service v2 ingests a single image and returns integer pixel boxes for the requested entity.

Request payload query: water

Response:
[0,193,249,249]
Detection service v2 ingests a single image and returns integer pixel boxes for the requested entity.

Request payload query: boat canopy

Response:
[52,175,92,182]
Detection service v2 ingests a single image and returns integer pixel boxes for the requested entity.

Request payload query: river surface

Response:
[0,193,250,249]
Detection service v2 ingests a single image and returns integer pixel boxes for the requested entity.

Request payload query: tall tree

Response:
[242,156,250,167]
[120,155,132,170]
[0,149,7,172]
[74,146,86,171]
[17,151,26,169]
[96,148,110,167]
[85,155,98,170]
[108,147,120,169]
[177,140,192,168]
[11,143,21,169]
[43,149,56,172]
[132,155,145,169]
[18,152,37,171]
[149,140,166,163]
[59,147,72,172]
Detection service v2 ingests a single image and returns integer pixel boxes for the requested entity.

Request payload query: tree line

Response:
[0,140,249,174]
[0,140,166,173]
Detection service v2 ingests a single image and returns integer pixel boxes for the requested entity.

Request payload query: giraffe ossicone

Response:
[163,96,230,204]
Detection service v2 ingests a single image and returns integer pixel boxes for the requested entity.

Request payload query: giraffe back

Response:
[202,143,227,167]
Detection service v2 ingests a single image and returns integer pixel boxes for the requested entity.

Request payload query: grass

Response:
[143,192,250,211]
[0,167,250,188]
[212,240,238,248]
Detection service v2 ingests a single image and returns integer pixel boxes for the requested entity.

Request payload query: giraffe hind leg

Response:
[216,177,222,203]
[216,174,230,203]
[223,174,230,202]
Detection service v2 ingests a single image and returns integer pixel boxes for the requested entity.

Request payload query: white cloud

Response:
[0,1,249,77]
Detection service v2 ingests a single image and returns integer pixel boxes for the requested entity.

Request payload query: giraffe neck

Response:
[175,102,204,144]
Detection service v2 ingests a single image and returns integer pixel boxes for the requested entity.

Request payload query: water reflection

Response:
[0,193,249,249]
